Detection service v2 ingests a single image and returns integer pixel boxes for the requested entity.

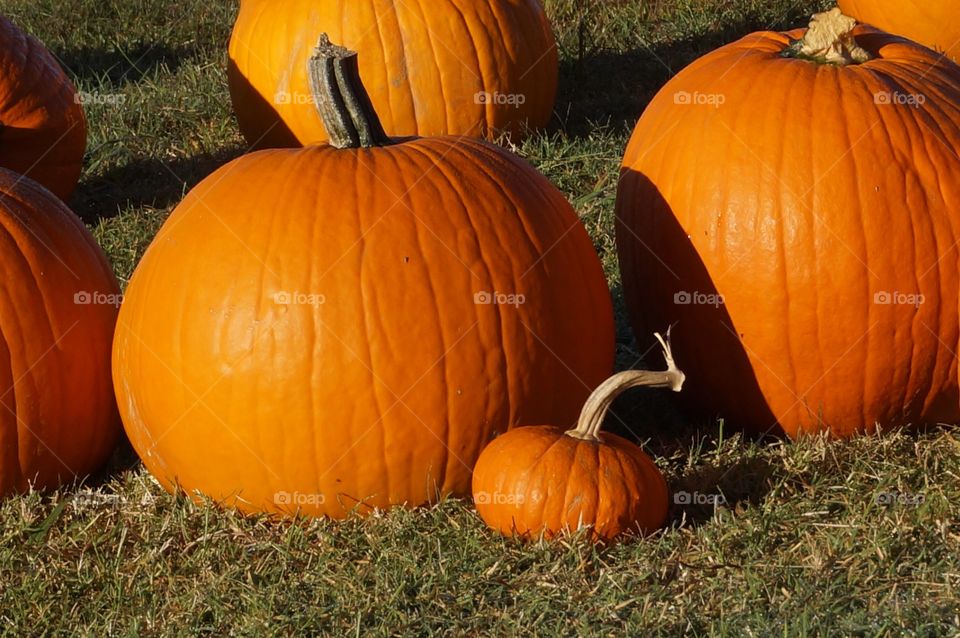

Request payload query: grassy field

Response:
[3,0,960,635]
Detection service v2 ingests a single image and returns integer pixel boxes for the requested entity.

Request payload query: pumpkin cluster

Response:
[3,3,960,544]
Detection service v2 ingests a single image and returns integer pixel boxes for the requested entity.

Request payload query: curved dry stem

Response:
[567,328,686,442]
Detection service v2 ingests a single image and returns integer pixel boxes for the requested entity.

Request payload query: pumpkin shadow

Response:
[52,44,199,88]
[603,171,783,443]
[72,145,246,221]
[552,6,829,137]
[225,57,299,150]
[52,42,200,89]
[668,454,777,528]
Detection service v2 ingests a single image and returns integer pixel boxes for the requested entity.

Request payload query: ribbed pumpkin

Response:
[472,333,680,542]
[0,168,120,495]
[113,37,614,518]
[228,0,557,148]
[0,15,86,200]
[838,0,960,61]
[615,9,960,439]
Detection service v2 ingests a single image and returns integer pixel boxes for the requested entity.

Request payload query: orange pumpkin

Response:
[0,15,86,200]
[472,332,680,542]
[0,168,120,495]
[615,10,960,439]
[228,0,557,148]
[839,0,960,61]
[113,36,614,518]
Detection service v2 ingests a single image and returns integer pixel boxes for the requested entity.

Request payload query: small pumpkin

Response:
[0,15,86,200]
[615,9,960,438]
[0,168,120,496]
[113,36,614,518]
[228,0,557,148]
[472,332,681,542]
[838,0,960,61]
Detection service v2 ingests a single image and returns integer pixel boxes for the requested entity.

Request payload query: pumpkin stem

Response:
[784,8,872,65]
[567,328,686,443]
[308,34,390,149]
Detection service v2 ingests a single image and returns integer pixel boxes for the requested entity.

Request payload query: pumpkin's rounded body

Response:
[0,169,120,495]
[0,15,86,200]
[472,425,669,541]
[616,26,960,438]
[838,0,960,61]
[227,0,558,148]
[113,138,615,518]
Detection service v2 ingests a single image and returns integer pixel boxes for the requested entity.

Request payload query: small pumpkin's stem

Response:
[567,328,686,443]
[784,8,872,65]
[308,34,390,149]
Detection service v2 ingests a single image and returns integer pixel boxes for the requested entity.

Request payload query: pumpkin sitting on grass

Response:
[615,9,960,439]
[0,168,120,496]
[113,35,615,519]
[472,331,682,542]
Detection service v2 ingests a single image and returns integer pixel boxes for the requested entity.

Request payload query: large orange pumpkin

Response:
[615,10,960,439]
[113,36,614,518]
[0,15,86,201]
[0,168,120,495]
[228,0,557,148]
[472,332,681,542]
[838,0,960,62]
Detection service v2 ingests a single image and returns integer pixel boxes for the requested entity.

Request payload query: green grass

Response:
[2,0,959,635]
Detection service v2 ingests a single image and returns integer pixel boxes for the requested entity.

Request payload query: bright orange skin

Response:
[0,168,121,495]
[472,426,669,541]
[228,0,558,148]
[839,0,960,61]
[616,27,960,439]
[0,15,86,201]
[113,137,615,518]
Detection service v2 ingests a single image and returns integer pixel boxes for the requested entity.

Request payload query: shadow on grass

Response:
[552,9,820,137]
[668,454,777,528]
[54,43,200,87]
[72,145,246,221]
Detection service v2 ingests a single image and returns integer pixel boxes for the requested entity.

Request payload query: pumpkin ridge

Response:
[529,431,564,534]
[355,148,395,507]
[396,143,456,497]
[413,0,459,137]
[377,0,406,134]
[445,0,488,135]
[403,139,517,432]
[601,441,636,534]
[403,141,508,459]
[304,149,338,498]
